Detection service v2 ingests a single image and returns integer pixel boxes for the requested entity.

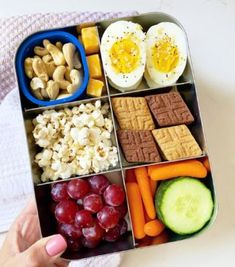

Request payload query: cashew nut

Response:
[41,88,49,98]
[57,93,72,100]
[62,43,76,69]
[24,57,34,79]
[56,41,63,50]
[73,52,82,69]
[32,58,48,82]
[30,77,46,90]
[53,66,71,90]
[43,39,50,48]
[34,46,49,56]
[67,69,82,93]
[46,43,65,66]
[42,54,52,63]
[65,67,72,82]
[46,80,60,100]
[32,89,43,100]
[42,55,56,77]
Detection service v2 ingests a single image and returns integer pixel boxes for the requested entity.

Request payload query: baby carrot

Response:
[144,219,165,237]
[126,183,145,239]
[151,231,169,245]
[202,157,211,172]
[125,168,137,183]
[149,160,207,181]
[135,167,156,220]
[150,179,158,197]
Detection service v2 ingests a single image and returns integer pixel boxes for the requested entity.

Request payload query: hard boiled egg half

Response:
[101,21,146,91]
[145,22,187,87]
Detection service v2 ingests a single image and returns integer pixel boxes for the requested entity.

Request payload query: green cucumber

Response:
[155,177,213,235]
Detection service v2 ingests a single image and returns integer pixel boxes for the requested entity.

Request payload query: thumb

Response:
[21,234,67,266]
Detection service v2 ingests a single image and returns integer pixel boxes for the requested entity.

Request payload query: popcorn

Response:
[32,100,119,182]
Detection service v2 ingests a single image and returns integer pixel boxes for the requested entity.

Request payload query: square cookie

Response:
[145,92,194,127]
[112,97,155,130]
[152,125,202,161]
[118,130,161,163]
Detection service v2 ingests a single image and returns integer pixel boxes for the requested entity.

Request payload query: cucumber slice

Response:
[155,177,213,235]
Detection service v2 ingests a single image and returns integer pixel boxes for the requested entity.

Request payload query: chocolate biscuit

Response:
[118,130,161,163]
[145,92,194,127]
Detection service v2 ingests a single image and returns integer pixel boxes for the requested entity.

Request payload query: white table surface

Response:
[1,0,235,266]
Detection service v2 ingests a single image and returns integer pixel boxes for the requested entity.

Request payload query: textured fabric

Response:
[0,11,138,266]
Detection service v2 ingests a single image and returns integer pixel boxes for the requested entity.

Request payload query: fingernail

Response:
[46,234,67,256]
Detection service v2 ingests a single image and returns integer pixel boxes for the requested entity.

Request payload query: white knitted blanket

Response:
[0,11,137,267]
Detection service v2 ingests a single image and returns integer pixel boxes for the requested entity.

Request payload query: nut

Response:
[30,77,46,90]
[73,52,82,69]
[56,41,63,50]
[67,69,82,93]
[32,57,49,81]
[46,43,66,66]
[41,88,49,98]
[43,39,50,48]
[57,93,72,100]
[62,43,76,69]
[46,80,60,100]
[24,57,34,79]
[32,89,43,100]
[65,67,72,82]
[42,54,53,63]
[34,46,49,56]
[53,66,71,90]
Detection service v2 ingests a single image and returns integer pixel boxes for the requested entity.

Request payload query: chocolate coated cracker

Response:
[145,92,194,127]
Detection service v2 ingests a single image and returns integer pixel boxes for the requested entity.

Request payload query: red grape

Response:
[82,220,104,241]
[51,182,69,202]
[118,219,128,235]
[82,237,101,248]
[75,210,94,228]
[88,175,110,194]
[104,225,121,242]
[67,179,90,199]
[115,203,128,218]
[97,206,120,230]
[83,193,103,213]
[103,184,125,206]
[55,200,79,224]
[57,223,82,239]
[67,238,82,251]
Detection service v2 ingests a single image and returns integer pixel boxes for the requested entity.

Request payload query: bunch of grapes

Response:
[51,175,128,251]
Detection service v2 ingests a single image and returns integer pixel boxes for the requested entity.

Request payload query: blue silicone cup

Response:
[15,30,89,106]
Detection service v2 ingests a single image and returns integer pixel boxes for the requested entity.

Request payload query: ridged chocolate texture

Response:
[112,97,155,130]
[152,124,202,161]
[118,130,161,163]
[145,92,194,127]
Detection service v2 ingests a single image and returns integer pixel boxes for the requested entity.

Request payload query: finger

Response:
[55,259,69,267]
[21,234,67,267]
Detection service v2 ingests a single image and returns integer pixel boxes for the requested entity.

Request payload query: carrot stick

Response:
[135,167,156,220]
[151,231,169,245]
[202,157,211,172]
[126,183,145,239]
[149,160,207,181]
[150,179,158,197]
[125,168,137,183]
[144,219,165,237]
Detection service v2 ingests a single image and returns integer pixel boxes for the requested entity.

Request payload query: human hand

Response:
[0,198,68,267]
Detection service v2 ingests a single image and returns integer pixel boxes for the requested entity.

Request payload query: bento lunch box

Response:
[14,12,217,261]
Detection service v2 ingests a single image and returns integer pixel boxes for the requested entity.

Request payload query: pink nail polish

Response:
[46,234,67,256]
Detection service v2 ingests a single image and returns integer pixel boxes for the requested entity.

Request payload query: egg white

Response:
[100,20,146,92]
[145,22,187,86]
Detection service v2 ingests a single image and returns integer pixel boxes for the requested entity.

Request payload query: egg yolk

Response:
[110,38,140,74]
[152,36,179,73]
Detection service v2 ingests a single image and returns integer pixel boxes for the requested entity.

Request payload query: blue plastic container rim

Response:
[15,30,89,106]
